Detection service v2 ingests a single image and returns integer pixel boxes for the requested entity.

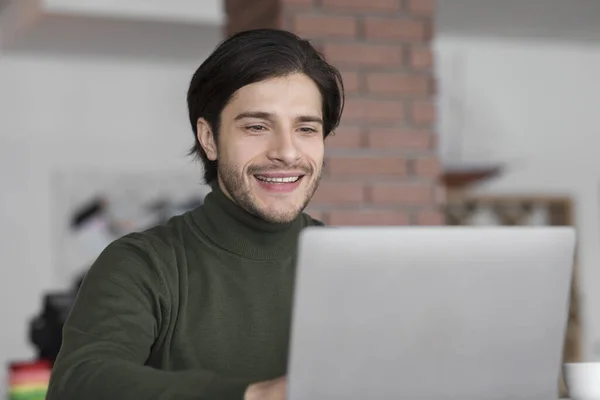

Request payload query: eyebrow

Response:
[234,111,323,125]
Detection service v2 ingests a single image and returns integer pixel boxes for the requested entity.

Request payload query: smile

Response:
[255,175,302,183]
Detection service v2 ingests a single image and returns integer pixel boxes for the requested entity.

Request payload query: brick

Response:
[226,0,279,35]
[326,126,363,149]
[278,13,291,31]
[312,42,326,54]
[343,98,404,122]
[312,182,365,205]
[293,14,358,38]
[409,46,433,70]
[435,185,447,204]
[430,76,438,95]
[321,0,401,11]
[366,72,431,96]
[226,0,291,34]
[409,101,436,126]
[324,43,404,67]
[414,209,445,225]
[224,0,247,15]
[326,155,407,176]
[364,17,430,42]
[405,0,435,16]
[366,128,433,150]
[412,156,441,178]
[329,210,410,226]
[341,71,361,94]
[370,183,434,205]
[282,0,314,6]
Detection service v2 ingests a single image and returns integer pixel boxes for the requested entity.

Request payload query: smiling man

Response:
[197,73,326,225]
[46,29,344,400]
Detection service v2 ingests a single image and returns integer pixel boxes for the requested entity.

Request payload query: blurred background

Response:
[0,0,598,398]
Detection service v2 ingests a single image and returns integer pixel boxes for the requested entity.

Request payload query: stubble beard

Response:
[218,160,323,224]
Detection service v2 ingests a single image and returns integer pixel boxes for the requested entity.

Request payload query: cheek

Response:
[227,139,265,168]
[304,139,325,164]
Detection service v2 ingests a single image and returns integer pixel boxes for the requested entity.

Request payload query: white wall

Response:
[0,28,220,391]
[435,35,600,360]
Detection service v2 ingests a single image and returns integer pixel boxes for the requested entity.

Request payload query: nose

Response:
[266,129,301,166]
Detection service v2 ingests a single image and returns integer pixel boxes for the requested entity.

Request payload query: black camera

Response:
[29,274,84,363]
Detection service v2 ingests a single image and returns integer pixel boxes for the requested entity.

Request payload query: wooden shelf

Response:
[442,164,503,190]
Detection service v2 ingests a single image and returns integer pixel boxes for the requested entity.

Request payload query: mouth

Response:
[255,175,302,184]
[253,174,306,193]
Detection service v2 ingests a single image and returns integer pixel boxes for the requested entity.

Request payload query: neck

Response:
[191,181,307,261]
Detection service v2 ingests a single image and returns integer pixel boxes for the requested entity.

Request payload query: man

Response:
[46,28,344,400]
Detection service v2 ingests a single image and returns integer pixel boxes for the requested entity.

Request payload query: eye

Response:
[299,126,318,134]
[246,125,267,132]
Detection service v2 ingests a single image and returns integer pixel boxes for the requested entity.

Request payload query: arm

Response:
[46,236,250,400]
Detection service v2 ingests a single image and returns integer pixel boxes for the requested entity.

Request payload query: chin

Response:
[251,181,307,206]
[254,202,305,224]
[242,176,318,223]
[262,212,302,224]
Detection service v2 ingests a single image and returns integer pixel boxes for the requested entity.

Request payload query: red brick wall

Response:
[225,0,445,226]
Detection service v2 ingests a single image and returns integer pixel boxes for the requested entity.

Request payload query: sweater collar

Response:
[191,181,308,261]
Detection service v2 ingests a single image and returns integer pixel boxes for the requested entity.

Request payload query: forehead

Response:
[224,73,322,118]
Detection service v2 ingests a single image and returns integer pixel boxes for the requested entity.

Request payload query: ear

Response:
[196,118,217,161]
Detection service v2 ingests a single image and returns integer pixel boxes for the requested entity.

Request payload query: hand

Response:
[244,376,287,400]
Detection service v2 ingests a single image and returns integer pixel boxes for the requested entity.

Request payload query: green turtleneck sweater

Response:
[46,183,323,400]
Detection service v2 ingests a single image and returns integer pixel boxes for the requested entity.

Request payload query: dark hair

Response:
[186,28,345,183]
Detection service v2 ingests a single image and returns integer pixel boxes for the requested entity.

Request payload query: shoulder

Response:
[102,215,184,266]
[116,207,204,261]
[124,213,189,261]
[83,232,164,292]
[83,213,191,294]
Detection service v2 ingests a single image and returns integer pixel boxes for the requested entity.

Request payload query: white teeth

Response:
[256,176,300,183]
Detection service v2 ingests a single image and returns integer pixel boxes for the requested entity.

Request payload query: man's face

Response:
[197,73,325,224]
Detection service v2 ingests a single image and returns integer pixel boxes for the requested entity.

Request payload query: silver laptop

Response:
[287,227,575,400]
